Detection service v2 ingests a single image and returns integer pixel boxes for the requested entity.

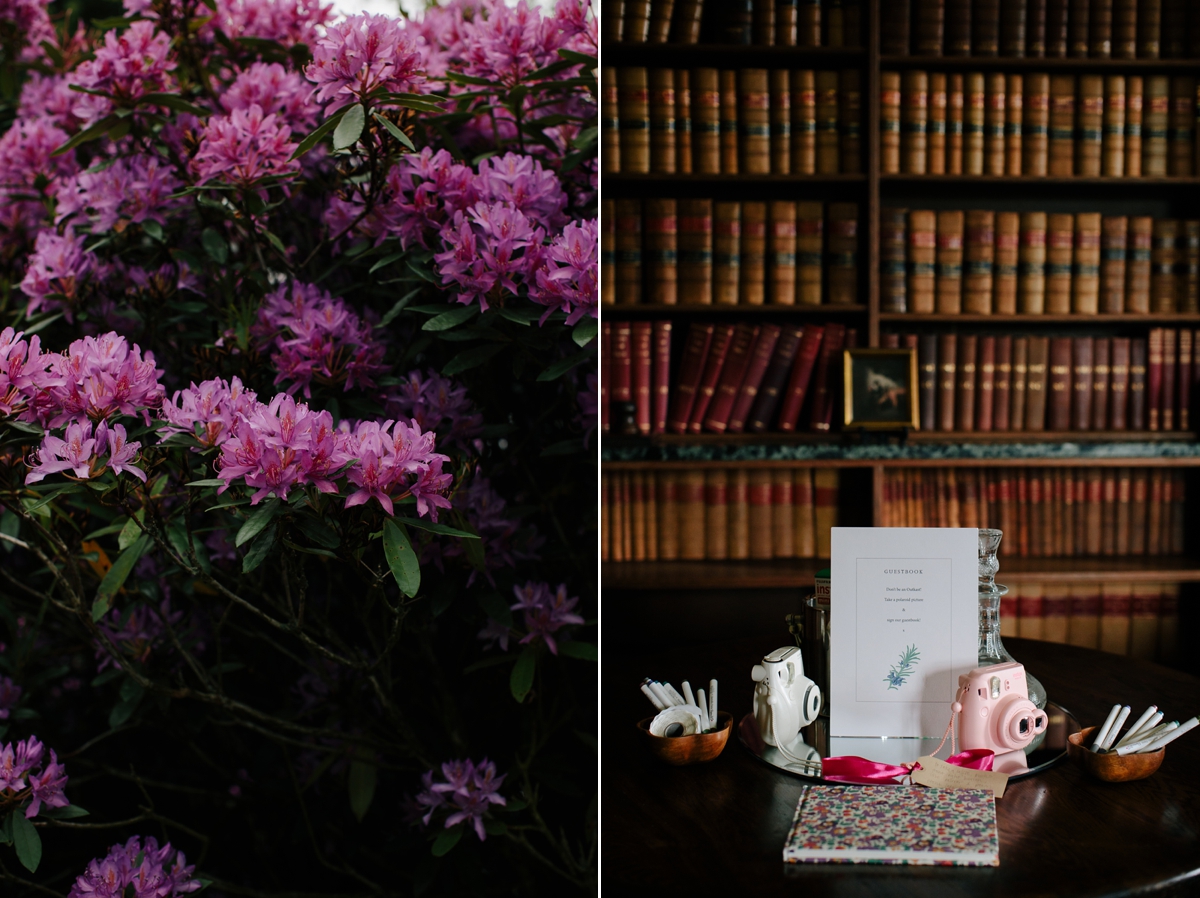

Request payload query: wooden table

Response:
[604,638,1200,897]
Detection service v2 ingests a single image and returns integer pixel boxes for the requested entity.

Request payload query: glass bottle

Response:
[978,528,1047,712]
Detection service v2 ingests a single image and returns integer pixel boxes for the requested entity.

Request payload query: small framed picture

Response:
[843,349,920,429]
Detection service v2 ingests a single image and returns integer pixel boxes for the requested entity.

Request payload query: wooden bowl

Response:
[1067,726,1165,782]
[637,711,732,765]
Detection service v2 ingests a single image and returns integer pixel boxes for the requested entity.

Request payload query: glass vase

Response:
[978,528,1047,712]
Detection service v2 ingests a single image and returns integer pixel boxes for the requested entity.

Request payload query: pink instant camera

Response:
[956,661,1047,774]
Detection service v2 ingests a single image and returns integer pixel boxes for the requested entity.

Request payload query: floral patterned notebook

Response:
[782,785,1000,866]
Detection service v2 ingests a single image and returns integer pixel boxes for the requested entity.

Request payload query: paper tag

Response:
[911,756,1009,798]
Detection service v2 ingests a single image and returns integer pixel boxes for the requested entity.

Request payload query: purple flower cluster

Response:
[382,368,483,454]
[430,472,541,585]
[305,13,427,113]
[192,105,300,191]
[415,758,506,841]
[94,599,191,671]
[0,326,50,417]
[212,0,334,49]
[0,118,77,250]
[221,62,321,133]
[252,282,387,396]
[19,230,100,318]
[0,735,69,819]
[508,580,584,655]
[0,0,56,63]
[26,418,145,484]
[68,21,177,125]
[57,154,184,233]
[160,375,257,448]
[0,676,22,719]
[532,219,597,324]
[68,836,199,898]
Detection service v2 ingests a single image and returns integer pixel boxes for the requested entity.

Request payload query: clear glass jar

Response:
[978,528,1047,713]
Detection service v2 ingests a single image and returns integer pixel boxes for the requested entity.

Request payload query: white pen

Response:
[709,678,718,728]
[1115,721,1179,756]
[696,688,710,731]
[640,683,667,711]
[1116,710,1163,748]
[661,681,688,707]
[1126,719,1176,745]
[647,681,675,708]
[682,681,696,708]
[1099,705,1131,751]
[1118,705,1158,744]
[1140,716,1198,752]
[1091,704,1123,751]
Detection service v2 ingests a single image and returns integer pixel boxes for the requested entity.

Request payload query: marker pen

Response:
[1140,716,1198,752]
[709,678,718,728]
[1118,705,1158,744]
[682,681,696,708]
[1099,705,1131,751]
[1115,721,1179,756]
[647,681,675,708]
[661,681,687,707]
[640,683,667,711]
[696,688,710,731]
[1091,704,1122,751]
[1115,710,1163,748]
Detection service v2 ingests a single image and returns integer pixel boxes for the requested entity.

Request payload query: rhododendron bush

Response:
[0,0,597,893]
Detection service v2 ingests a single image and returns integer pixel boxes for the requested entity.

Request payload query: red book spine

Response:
[632,321,653,435]
[993,335,1012,431]
[747,324,804,432]
[1178,328,1192,431]
[687,324,736,433]
[1161,328,1176,431]
[703,323,760,432]
[612,322,633,405]
[666,323,714,433]
[1147,327,1164,431]
[809,323,848,431]
[601,320,612,434]
[1047,336,1072,431]
[977,335,996,431]
[728,324,782,433]
[651,320,672,434]
[777,325,826,432]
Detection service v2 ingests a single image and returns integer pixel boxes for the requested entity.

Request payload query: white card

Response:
[830,527,979,738]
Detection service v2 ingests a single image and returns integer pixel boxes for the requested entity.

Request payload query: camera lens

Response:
[1019,718,1029,735]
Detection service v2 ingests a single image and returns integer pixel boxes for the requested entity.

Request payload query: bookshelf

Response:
[602,0,1199,668]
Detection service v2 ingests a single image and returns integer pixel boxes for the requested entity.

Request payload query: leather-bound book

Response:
[704,322,759,432]
[1151,218,1178,312]
[1099,582,1132,654]
[692,68,721,173]
[675,70,693,173]
[618,68,651,173]
[813,469,839,557]
[976,335,997,431]
[747,470,773,559]
[770,69,791,173]
[1073,212,1101,313]
[738,69,771,173]
[936,209,965,313]
[840,69,863,172]
[1162,583,1180,665]
[1168,76,1195,175]
[1018,582,1044,639]
[677,470,705,561]
[790,69,817,173]
[1112,0,1137,57]
[777,324,826,431]
[882,333,900,348]
[633,321,652,436]
[1143,75,1169,176]
[1072,336,1094,430]
[797,0,821,46]
[1115,465,1131,553]
[648,0,676,42]
[1100,215,1127,313]
[974,0,1001,54]
[914,0,946,54]
[728,324,781,433]
[1001,582,1020,637]
[601,200,616,308]
[1005,73,1024,174]
[985,72,1007,174]
[673,0,704,42]
[1043,585,1070,643]
[882,0,911,53]
[667,322,715,432]
[1076,74,1104,175]
[1022,72,1050,175]
[740,201,767,304]
[728,470,749,559]
[772,469,795,558]
[806,326,844,432]
[653,320,673,434]
[604,0,625,42]
[713,201,741,304]
[1180,221,1200,312]
[1129,584,1160,660]
[1046,0,1070,54]
[1056,469,1072,553]
[720,69,740,172]
[1048,74,1076,175]
[1102,75,1125,176]
[1014,470,1029,554]
[752,0,775,44]
[1070,470,1086,555]
[900,70,930,170]
[945,0,972,54]
[612,322,634,424]
[994,335,1013,430]
[1091,337,1110,430]
[918,333,938,431]
[748,323,804,431]
[601,321,612,435]
[1128,337,1147,429]
[768,200,797,305]
[1090,0,1113,56]
[956,334,978,431]
[678,198,713,305]
[1127,469,1146,553]
[704,470,728,560]
[649,69,677,173]
[603,68,621,173]
[793,468,816,557]
[826,0,847,47]
[964,209,996,313]
[907,210,937,312]
[1068,0,1090,55]
[1000,0,1027,55]
[1177,328,1191,430]
[1011,336,1029,431]
[631,471,647,561]
[1047,336,1073,430]
[797,201,825,306]
[1146,469,1163,553]
[815,71,841,173]
[929,72,948,173]
[1019,211,1048,313]
[947,73,965,173]
[1126,215,1152,312]
[827,202,859,304]
[938,332,958,431]
[686,325,735,433]
[1124,75,1142,176]
[644,198,678,305]
[1046,212,1074,314]
[965,72,986,173]
[1171,471,1185,553]
[614,473,629,562]
[626,0,651,42]
[1162,0,1186,56]
[1160,327,1176,430]
[1026,335,1050,430]
[1027,0,1048,55]
[995,211,1020,313]
[775,0,798,45]
[1085,468,1103,554]
[881,207,909,312]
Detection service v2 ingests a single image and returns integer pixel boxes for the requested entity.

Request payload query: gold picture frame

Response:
[843,348,920,429]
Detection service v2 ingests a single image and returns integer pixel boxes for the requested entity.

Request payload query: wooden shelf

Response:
[606,431,1195,448]
[879,313,1200,324]
[604,173,866,184]
[603,556,1200,591]
[880,55,1200,71]
[881,174,1200,187]
[605,303,867,315]
[604,43,865,64]
[602,454,1200,469]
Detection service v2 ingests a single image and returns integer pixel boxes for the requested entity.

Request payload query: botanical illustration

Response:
[884,645,922,690]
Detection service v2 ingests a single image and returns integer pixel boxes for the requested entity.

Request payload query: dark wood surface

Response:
[603,638,1200,897]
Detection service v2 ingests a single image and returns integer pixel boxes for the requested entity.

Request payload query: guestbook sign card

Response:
[830,528,979,739]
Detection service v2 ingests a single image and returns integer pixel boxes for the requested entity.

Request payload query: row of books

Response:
[1000,581,1179,664]
[605,68,861,175]
[602,320,857,436]
[601,467,841,562]
[884,0,1200,60]
[880,467,1187,556]
[604,0,862,48]
[600,199,859,307]
[881,71,1199,178]
[882,210,1200,315]
[898,330,1196,432]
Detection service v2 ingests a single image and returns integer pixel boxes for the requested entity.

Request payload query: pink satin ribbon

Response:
[821,748,995,784]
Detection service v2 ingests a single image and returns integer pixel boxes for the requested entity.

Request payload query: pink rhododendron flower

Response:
[16,73,84,131]
[459,0,566,87]
[531,218,597,324]
[69,21,177,124]
[418,757,506,841]
[161,376,257,448]
[0,0,56,63]
[305,13,427,112]
[192,104,300,190]
[221,62,321,133]
[56,154,184,232]
[0,117,77,248]
[0,327,54,417]
[68,836,199,898]
[214,0,334,48]
[28,332,165,428]
[18,230,98,318]
[26,419,98,483]
[101,421,147,481]
[510,580,584,655]
[433,202,544,310]
[340,418,450,517]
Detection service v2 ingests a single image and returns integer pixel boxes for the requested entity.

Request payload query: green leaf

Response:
[537,348,593,382]
[369,252,406,274]
[242,523,277,573]
[93,535,149,620]
[0,810,11,845]
[422,305,477,332]
[52,113,121,156]
[141,220,163,241]
[478,593,513,628]
[11,811,41,872]
[0,511,18,554]
[295,516,339,549]
[540,438,585,457]
[558,641,597,661]
[348,761,377,822]
[502,798,528,813]
[282,539,338,558]
[136,93,209,115]
[377,287,422,326]
[109,679,144,727]
[572,317,597,347]
[497,307,542,326]
[186,478,225,488]
[39,804,89,819]
[463,533,487,573]
[431,824,463,857]
[392,516,479,539]
[201,228,228,265]
[236,498,281,547]
[333,103,366,150]
[372,112,415,150]
[510,645,536,702]
[483,819,508,836]
[291,108,347,159]
[382,520,420,597]
[443,343,505,376]
[117,511,144,551]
